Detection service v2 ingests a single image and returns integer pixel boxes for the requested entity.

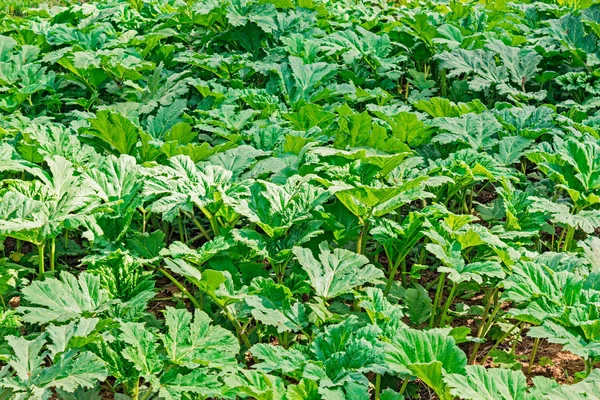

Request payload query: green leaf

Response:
[288,56,336,101]
[386,329,466,399]
[433,112,501,150]
[160,306,239,368]
[310,316,387,383]
[497,136,533,165]
[224,370,287,400]
[0,334,106,397]
[146,98,188,139]
[403,284,433,326]
[385,328,467,376]
[158,369,222,400]
[85,111,141,156]
[286,379,321,400]
[246,278,308,333]
[236,177,329,237]
[119,322,162,377]
[445,365,533,400]
[529,197,600,234]
[19,271,114,324]
[293,242,384,299]
[251,343,307,376]
[205,145,268,178]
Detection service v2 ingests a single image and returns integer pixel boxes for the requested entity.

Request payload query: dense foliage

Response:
[1,0,600,398]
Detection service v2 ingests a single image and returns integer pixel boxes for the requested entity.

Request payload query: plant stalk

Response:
[38,242,45,278]
[49,237,56,273]
[527,337,541,374]
[437,282,458,327]
[158,267,201,309]
[374,373,381,400]
[429,272,446,328]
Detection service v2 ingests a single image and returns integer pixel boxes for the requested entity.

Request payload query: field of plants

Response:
[1,0,600,398]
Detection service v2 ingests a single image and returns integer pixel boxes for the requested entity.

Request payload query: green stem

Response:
[132,378,140,400]
[374,373,381,400]
[140,387,154,400]
[49,237,56,273]
[158,267,201,309]
[425,274,441,291]
[383,245,401,295]
[222,306,252,349]
[585,358,594,376]
[469,288,497,364]
[482,321,523,364]
[276,259,291,284]
[563,226,575,251]
[178,214,185,242]
[356,220,370,255]
[38,242,45,278]
[429,272,446,328]
[183,211,212,241]
[556,227,567,251]
[527,337,541,374]
[384,262,399,295]
[437,282,458,327]
[440,68,447,97]
[399,378,409,394]
[142,209,147,233]
[210,216,220,237]
[400,259,407,287]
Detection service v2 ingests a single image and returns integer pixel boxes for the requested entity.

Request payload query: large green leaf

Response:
[19,271,114,324]
[445,365,534,400]
[246,278,308,333]
[160,306,239,368]
[0,334,106,397]
[85,111,141,156]
[292,242,384,300]
[386,328,466,398]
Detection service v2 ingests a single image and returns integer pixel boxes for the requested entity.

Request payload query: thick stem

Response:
[429,273,446,328]
[356,220,370,255]
[482,321,522,364]
[183,211,212,241]
[384,247,401,295]
[438,282,458,327]
[49,237,56,273]
[142,209,147,234]
[178,214,185,242]
[527,337,541,374]
[158,267,201,309]
[585,358,594,376]
[440,68,447,97]
[222,306,252,349]
[400,259,407,287]
[132,378,140,400]
[140,385,154,400]
[563,226,575,252]
[276,259,290,284]
[38,242,45,278]
[210,215,220,237]
[556,227,567,252]
[384,266,398,295]
[399,378,409,394]
[469,289,500,364]
[374,373,381,400]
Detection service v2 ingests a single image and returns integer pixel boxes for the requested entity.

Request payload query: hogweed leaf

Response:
[292,242,384,300]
